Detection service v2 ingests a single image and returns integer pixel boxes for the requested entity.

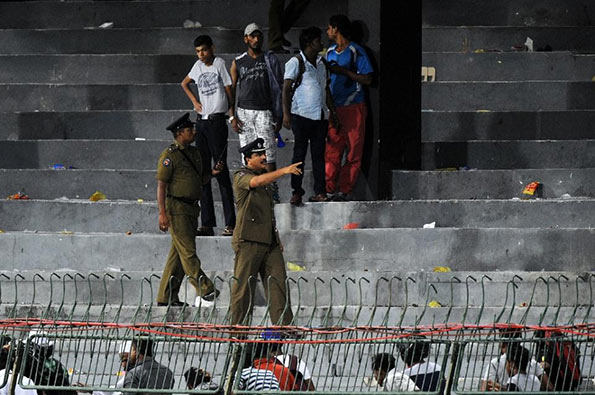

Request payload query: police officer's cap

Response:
[239,138,266,157]
[166,113,195,132]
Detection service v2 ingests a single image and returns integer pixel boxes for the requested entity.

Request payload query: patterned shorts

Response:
[236,108,276,163]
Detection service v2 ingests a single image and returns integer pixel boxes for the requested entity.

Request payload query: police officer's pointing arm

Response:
[248,162,302,188]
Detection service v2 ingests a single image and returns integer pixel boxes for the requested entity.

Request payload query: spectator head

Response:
[28,330,54,360]
[327,14,351,40]
[499,327,523,355]
[505,344,531,375]
[299,26,322,52]
[371,353,395,386]
[243,23,263,51]
[193,35,215,63]
[193,35,213,48]
[399,340,430,367]
[184,367,210,389]
[129,337,154,367]
[118,340,132,371]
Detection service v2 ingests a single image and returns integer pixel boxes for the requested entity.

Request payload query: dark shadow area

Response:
[378,0,421,199]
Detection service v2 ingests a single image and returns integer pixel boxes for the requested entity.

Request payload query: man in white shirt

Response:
[480,330,543,391]
[181,34,236,237]
[282,26,337,205]
[504,344,542,391]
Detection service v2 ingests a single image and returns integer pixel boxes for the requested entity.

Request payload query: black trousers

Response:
[195,118,236,228]
[290,114,328,196]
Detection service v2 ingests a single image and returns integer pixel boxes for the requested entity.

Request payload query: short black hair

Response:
[131,337,154,358]
[372,353,395,373]
[194,35,213,48]
[184,367,209,388]
[506,344,531,373]
[329,14,351,37]
[400,341,430,366]
[299,26,322,51]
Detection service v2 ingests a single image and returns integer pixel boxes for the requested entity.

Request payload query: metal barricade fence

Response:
[0,272,593,394]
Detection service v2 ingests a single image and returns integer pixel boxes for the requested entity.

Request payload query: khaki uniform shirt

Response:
[232,167,279,245]
[156,141,203,216]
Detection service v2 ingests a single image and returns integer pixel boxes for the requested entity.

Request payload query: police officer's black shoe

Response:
[202,289,220,302]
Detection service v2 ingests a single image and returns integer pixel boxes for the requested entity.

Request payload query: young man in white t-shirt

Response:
[181,35,236,237]
[504,344,542,391]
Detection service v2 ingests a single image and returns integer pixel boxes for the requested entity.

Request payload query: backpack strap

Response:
[290,55,306,96]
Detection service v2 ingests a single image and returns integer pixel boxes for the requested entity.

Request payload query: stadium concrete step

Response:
[422,81,595,111]
[6,199,595,234]
[422,0,595,27]
[0,27,303,55]
[391,168,595,200]
[422,26,595,53]
[7,80,593,113]
[0,169,314,202]
[0,110,188,140]
[0,139,303,170]
[421,52,595,81]
[0,0,344,29]
[0,83,192,112]
[0,270,588,312]
[422,110,595,142]
[3,110,592,142]
[422,140,595,170]
[0,53,295,84]
[1,228,595,273]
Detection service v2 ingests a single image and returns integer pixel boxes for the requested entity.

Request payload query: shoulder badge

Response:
[162,158,171,167]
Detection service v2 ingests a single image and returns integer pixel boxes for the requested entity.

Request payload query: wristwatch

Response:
[227,115,235,124]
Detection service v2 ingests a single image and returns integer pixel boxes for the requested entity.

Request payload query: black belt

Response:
[167,195,200,206]
[197,113,226,121]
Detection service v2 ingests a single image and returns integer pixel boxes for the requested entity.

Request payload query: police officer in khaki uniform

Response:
[231,138,303,325]
[156,113,221,306]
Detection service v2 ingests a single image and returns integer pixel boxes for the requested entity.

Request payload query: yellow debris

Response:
[287,261,305,272]
[428,300,442,308]
[60,230,74,235]
[89,191,107,201]
[433,266,451,273]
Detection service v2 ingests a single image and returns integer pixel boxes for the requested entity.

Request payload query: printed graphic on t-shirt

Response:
[240,62,268,82]
[196,72,221,96]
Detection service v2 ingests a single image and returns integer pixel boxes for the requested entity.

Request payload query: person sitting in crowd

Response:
[480,328,543,391]
[504,344,542,391]
[237,343,281,391]
[371,352,418,391]
[77,340,133,395]
[251,339,296,390]
[122,337,174,393]
[535,329,581,391]
[22,331,76,395]
[0,336,37,395]
[261,329,315,391]
[399,339,445,394]
[184,366,219,391]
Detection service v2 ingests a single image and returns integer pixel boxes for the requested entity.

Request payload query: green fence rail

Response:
[0,272,593,394]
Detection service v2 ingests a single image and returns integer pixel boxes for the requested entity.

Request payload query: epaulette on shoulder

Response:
[167,144,179,153]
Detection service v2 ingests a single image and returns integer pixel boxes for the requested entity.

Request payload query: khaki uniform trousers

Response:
[157,213,214,304]
[230,240,293,325]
